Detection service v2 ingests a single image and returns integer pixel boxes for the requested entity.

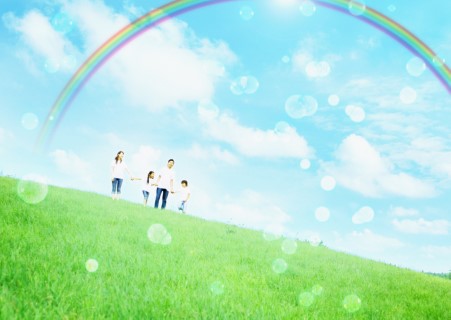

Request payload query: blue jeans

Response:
[112,178,123,194]
[179,201,186,212]
[154,188,169,209]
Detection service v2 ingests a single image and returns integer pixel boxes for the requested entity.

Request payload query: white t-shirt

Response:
[179,186,191,201]
[157,166,175,190]
[142,177,157,192]
[111,160,129,179]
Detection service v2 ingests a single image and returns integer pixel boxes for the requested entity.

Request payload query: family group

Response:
[110,151,191,213]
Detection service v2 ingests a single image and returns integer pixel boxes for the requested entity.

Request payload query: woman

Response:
[111,151,134,200]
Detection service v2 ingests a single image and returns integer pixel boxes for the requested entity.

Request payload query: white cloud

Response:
[187,144,239,165]
[64,0,237,111]
[390,137,451,180]
[210,189,292,230]
[331,229,405,257]
[389,206,419,217]
[322,134,437,198]
[392,218,450,235]
[129,145,162,178]
[3,10,79,72]
[202,113,313,159]
[50,149,92,183]
[420,245,451,260]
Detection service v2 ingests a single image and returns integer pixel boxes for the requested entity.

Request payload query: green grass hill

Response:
[1,176,450,319]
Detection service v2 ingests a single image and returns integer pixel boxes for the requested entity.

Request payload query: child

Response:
[178,180,191,213]
[142,171,157,206]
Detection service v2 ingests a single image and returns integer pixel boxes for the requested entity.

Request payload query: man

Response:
[154,159,175,209]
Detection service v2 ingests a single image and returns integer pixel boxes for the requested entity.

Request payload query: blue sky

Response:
[1,0,450,273]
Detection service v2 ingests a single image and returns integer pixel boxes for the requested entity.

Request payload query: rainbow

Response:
[36,0,451,149]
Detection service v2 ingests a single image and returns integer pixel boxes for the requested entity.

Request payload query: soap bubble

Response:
[345,105,365,122]
[281,238,297,255]
[285,95,318,119]
[312,285,323,296]
[85,259,99,272]
[21,113,39,130]
[348,1,366,16]
[328,94,340,106]
[240,6,254,21]
[400,86,417,104]
[315,206,330,222]
[282,55,290,63]
[210,281,224,295]
[274,121,291,134]
[320,176,336,191]
[17,174,48,204]
[51,12,74,34]
[406,57,425,77]
[343,294,361,313]
[352,206,374,224]
[299,1,316,17]
[230,76,259,95]
[147,224,172,245]
[44,59,60,73]
[300,159,311,170]
[299,292,315,307]
[272,258,288,274]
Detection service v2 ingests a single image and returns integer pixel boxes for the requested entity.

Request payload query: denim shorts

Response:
[142,190,150,200]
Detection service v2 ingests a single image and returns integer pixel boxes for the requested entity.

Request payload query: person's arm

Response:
[155,175,161,186]
[185,191,190,202]
[170,179,174,193]
[111,161,115,181]
[124,163,136,180]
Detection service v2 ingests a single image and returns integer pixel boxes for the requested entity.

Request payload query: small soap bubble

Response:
[62,55,77,71]
[85,259,99,272]
[147,224,172,245]
[299,1,316,17]
[432,56,445,67]
[198,100,219,119]
[230,76,259,95]
[51,12,74,34]
[272,258,288,274]
[210,281,224,295]
[17,174,48,204]
[315,206,330,222]
[281,238,297,255]
[400,86,417,104]
[345,105,365,122]
[263,225,283,241]
[282,55,290,63]
[21,113,39,130]
[299,291,315,307]
[312,285,323,296]
[285,95,318,119]
[305,61,331,78]
[343,294,361,313]
[348,1,366,16]
[352,206,374,224]
[274,121,291,134]
[406,57,425,77]
[387,4,396,12]
[240,6,254,21]
[44,59,60,73]
[320,176,336,191]
[328,94,340,106]
[300,159,311,170]
[309,234,321,247]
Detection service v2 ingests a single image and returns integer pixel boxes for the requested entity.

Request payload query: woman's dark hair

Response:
[115,151,124,164]
[168,159,175,163]
[181,180,188,186]
[147,171,154,184]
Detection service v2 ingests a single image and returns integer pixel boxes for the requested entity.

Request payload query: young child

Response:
[142,171,157,206]
[178,180,191,213]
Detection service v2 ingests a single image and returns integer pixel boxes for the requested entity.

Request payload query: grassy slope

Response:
[1,176,450,319]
